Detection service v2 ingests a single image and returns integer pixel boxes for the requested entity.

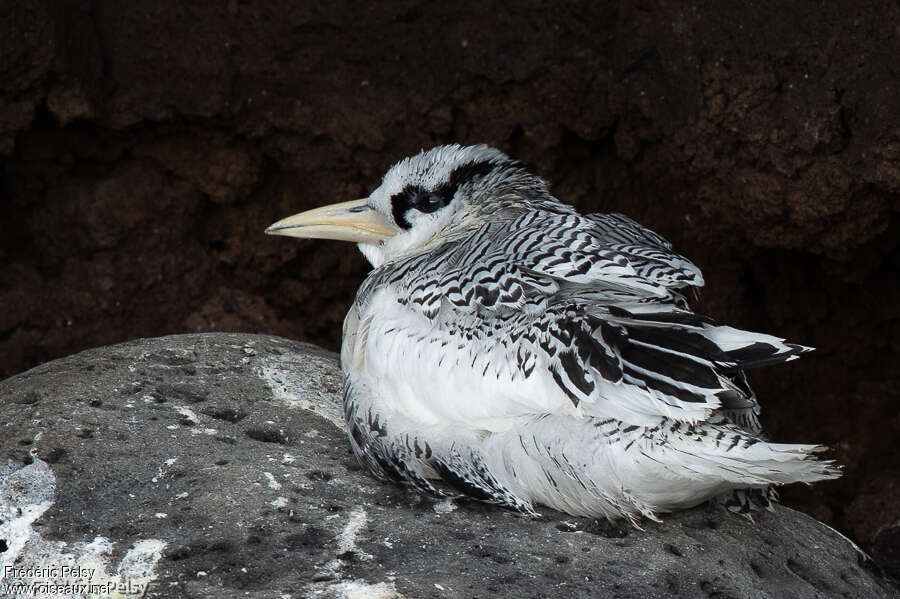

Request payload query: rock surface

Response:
[1,333,896,598]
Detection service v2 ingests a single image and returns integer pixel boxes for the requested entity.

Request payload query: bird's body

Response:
[268,144,839,523]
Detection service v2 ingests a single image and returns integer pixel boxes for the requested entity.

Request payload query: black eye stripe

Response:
[390,185,425,230]
[438,160,496,197]
[389,160,498,230]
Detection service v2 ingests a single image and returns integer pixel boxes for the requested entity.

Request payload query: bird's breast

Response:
[344,287,577,432]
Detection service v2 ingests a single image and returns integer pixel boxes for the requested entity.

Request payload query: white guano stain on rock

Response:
[432,499,458,514]
[325,580,406,599]
[175,406,217,435]
[117,539,167,588]
[189,428,218,435]
[0,459,167,598]
[338,507,372,560]
[264,471,282,489]
[152,457,177,483]
[0,458,56,579]
[257,354,344,430]
[175,406,199,424]
[310,508,381,592]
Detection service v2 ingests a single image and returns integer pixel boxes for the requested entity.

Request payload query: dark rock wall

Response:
[2,0,898,574]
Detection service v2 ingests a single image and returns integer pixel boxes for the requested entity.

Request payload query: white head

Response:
[266,144,562,267]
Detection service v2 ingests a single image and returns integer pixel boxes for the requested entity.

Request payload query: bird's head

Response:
[265,144,562,267]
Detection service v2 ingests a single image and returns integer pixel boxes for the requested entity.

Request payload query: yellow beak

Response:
[265,198,398,243]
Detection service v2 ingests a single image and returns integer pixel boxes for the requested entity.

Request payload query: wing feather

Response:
[356,211,806,430]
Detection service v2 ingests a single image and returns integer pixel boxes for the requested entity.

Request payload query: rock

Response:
[1,333,895,598]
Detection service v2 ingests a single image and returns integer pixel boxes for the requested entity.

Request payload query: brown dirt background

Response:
[1,0,898,577]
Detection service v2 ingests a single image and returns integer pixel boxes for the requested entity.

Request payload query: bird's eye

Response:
[414,192,445,213]
[389,186,450,229]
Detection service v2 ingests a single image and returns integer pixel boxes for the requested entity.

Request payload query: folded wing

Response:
[371,211,810,430]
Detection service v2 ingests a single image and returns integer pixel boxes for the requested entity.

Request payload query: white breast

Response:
[343,287,581,434]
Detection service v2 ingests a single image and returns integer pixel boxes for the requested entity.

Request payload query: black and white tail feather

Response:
[274,144,841,524]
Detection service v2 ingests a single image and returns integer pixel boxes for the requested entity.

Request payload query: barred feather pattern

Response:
[340,186,839,521]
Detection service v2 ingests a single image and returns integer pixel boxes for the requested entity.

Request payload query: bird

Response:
[265,144,840,524]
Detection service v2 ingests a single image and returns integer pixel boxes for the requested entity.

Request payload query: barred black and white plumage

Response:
[267,144,840,524]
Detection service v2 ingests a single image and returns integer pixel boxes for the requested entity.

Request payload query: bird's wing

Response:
[365,212,805,428]
[526,211,705,299]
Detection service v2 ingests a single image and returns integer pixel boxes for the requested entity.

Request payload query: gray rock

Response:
[0,333,896,599]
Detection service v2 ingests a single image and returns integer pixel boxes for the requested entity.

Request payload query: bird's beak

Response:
[265,198,398,243]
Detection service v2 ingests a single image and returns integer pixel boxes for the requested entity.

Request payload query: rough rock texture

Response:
[1,333,897,599]
[1,0,898,576]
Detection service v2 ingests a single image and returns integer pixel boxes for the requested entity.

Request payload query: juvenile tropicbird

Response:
[266,144,839,523]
